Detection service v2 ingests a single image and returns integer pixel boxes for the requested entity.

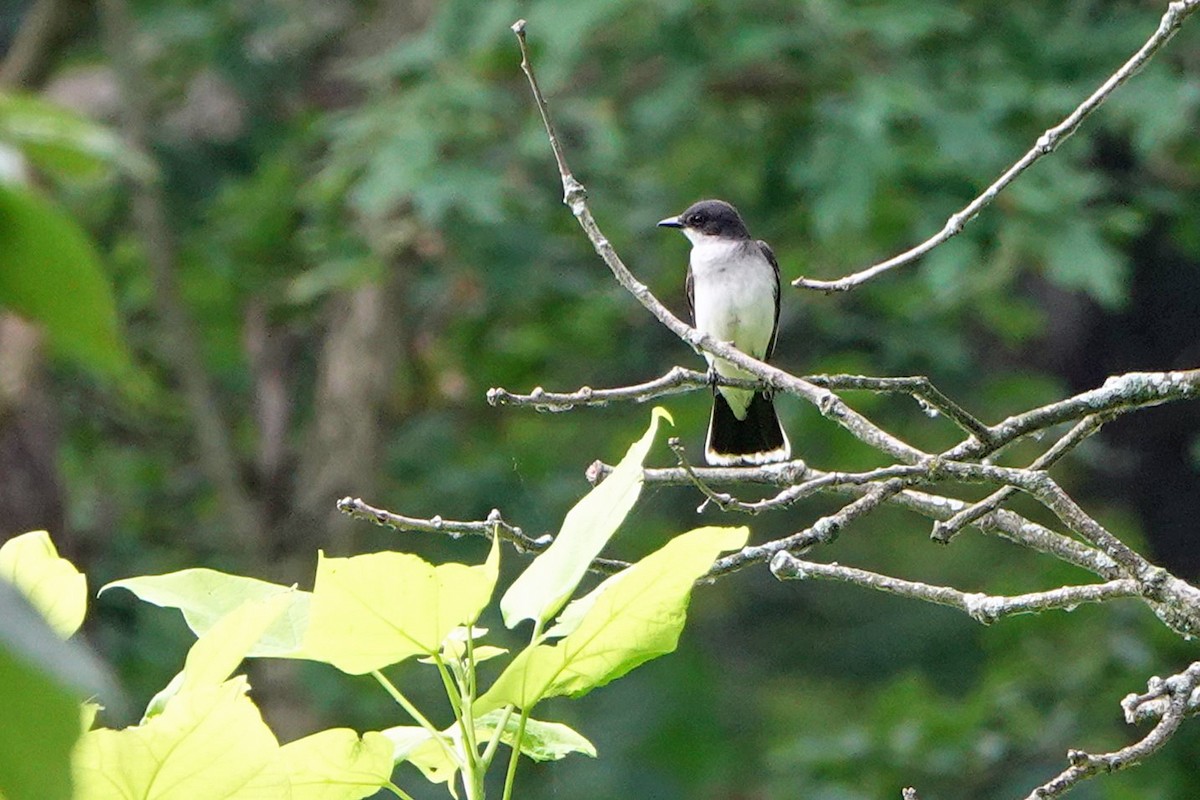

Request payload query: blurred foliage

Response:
[3,0,1200,797]
[0,183,146,384]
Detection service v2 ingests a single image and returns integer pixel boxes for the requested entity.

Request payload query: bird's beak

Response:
[657,215,683,229]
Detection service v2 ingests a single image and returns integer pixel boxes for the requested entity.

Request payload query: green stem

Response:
[435,653,483,800]
[500,618,545,800]
[383,781,417,800]
[480,705,516,768]
[371,670,462,768]
[501,707,533,800]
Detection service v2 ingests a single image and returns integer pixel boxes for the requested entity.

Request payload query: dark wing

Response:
[757,240,782,360]
[685,262,695,324]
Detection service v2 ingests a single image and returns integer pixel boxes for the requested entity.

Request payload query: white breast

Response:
[689,236,778,416]
[690,238,776,361]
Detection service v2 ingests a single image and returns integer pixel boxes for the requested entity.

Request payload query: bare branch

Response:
[796,0,1200,292]
[588,461,1123,580]
[335,496,631,576]
[664,435,926,516]
[770,554,1139,624]
[487,367,753,411]
[946,370,1200,463]
[806,374,994,444]
[492,368,993,444]
[1020,662,1200,800]
[887,491,1122,581]
[932,413,1111,543]
[507,17,1200,796]
[704,480,908,579]
[586,459,809,488]
[665,437,759,514]
[1121,662,1200,723]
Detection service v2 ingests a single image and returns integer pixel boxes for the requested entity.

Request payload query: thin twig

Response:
[886,491,1122,581]
[946,370,1200,463]
[704,480,908,579]
[770,554,1139,624]
[335,497,631,575]
[932,413,1111,543]
[1019,662,1200,800]
[487,367,756,411]
[796,0,1200,292]
[588,461,1123,580]
[494,368,995,445]
[806,374,994,444]
[665,435,925,516]
[666,437,750,513]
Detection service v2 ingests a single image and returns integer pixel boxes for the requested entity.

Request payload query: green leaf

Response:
[0,581,92,800]
[102,569,309,657]
[380,710,593,792]
[73,677,289,799]
[0,184,136,381]
[416,626,508,665]
[381,726,459,789]
[0,530,86,638]
[180,592,296,693]
[474,710,596,762]
[0,92,154,181]
[303,534,500,674]
[278,728,394,799]
[480,526,749,713]
[500,408,672,628]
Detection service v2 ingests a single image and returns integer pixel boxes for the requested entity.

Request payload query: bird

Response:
[658,199,791,466]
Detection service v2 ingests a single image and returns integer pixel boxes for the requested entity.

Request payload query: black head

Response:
[657,199,751,240]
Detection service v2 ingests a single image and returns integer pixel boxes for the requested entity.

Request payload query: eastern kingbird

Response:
[658,199,791,466]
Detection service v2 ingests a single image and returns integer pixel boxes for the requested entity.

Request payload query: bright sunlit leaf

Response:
[102,569,309,657]
[181,592,296,693]
[73,677,288,799]
[278,728,394,799]
[0,530,86,638]
[480,526,748,713]
[474,709,596,762]
[382,726,459,791]
[500,407,672,629]
[304,534,500,674]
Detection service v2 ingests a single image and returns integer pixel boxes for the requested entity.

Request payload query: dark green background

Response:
[2,1,1200,797]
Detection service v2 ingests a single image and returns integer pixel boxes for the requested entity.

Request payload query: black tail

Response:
[705,390,791,466]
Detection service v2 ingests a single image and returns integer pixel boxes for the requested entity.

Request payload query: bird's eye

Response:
[688,213,704,226]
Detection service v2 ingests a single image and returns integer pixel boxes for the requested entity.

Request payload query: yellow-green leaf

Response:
[181,592,296,692]
[73,677,288,799]
[474,710,595,762]
[102,569,308,657]
[0,531,86,638]
[304,534,500,674]
[278,728,393,799]
[500,408,672,628]
[382,726,459,789]
[480,526,748,713]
